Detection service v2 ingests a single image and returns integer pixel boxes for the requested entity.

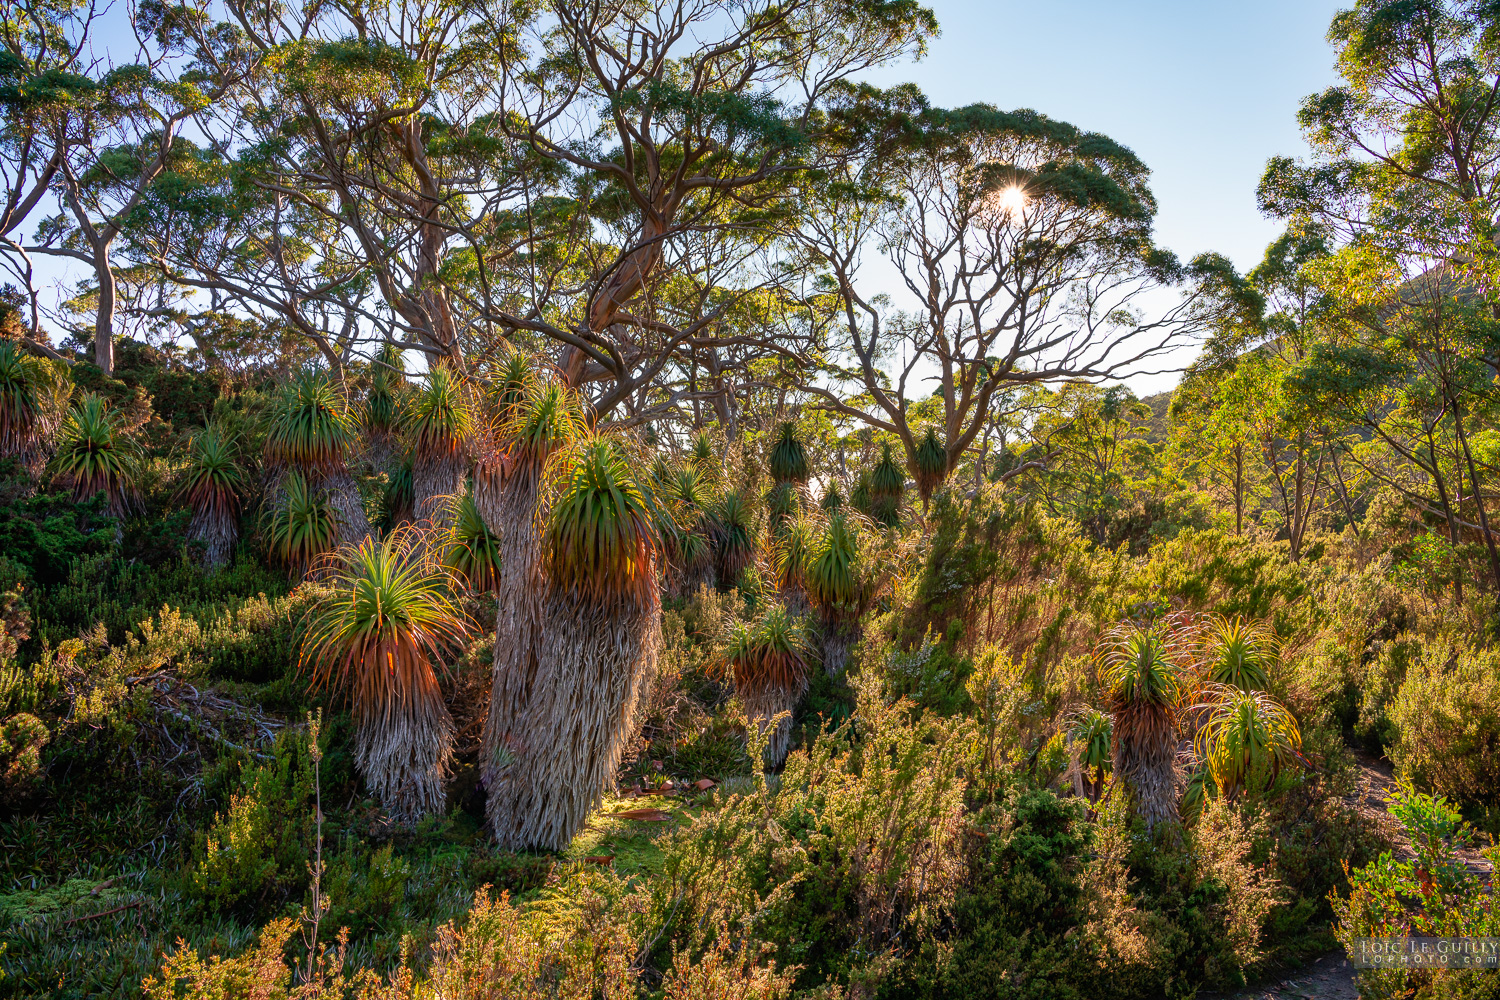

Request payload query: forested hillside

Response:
[0,1,1497,998]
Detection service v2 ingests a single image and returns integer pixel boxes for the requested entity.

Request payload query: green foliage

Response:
[638,676,973,989]
[408,367,471,460]
[50,392,141,516]
[879,787,1103,1000]
[364,342,406,437]
[708,487,757,593]
[914,427,946,500]
[1389,644,1500,809]
[870,441,904,526]
[0,342,63,463]
[1199,613,1278,690]
[299,528,470,720]
[768,422,808,485]
[545,438,658,606]
[1099,624,1179,709]
[444,492,501,592]
[0,713,48,807]
[263,471,339,571]
[1191,685,1305,799]
[804,512,866,621]
[263,369,354,473]
[722,605,814,697]
[179,422,244,513]
[189,727,318,918]
[1137,529,1309,622]
[0,482,115,587]
[1333,783,1500,1000]
[380,455,414,529]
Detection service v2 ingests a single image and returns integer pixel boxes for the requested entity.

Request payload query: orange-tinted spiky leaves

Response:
[544,438,659,608]
[723,606,815,699]
[265,369,356,474]
[179,423,245,567]
[300,527,472,821]
[1097,622,1183,829]
[51,392,140,517]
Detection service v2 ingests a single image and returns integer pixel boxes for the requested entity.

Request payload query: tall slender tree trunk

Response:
[1426,418,1463,604]
[1232,441,1245,537]
[92,240,115,374]
[1453,399,1500,615]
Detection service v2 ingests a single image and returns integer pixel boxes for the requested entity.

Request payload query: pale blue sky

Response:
[866,0,1348,275]
[37,0,1348,392]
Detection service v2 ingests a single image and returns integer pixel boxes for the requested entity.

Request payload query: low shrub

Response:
[1333,783,1500,1000]
[188,727,320,920]
[1388,644,1500,809]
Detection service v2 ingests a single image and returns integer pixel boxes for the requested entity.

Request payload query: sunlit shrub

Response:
[188,728,318,918]
[1389,644,1500,808]
[1333,783,1500,1000]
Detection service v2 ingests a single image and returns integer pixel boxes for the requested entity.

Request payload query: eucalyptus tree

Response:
[475,0,937,415]
[1176,228,1347,560]
[138,0,927,401]
[10,0,219,374]
[1169,358,1265,537]
[0,0,99,350]
[788,88,1219,495]
[1261,0,1500,290]
[127,0,534,370]
[1260,0,1500,577]
[1021,384,1154,546]
[1285,284,1500,605]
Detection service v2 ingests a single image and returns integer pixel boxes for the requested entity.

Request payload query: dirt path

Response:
[1221,954,1360,1000]
[1349,750,1494,878]
[1217,750,1495,1000]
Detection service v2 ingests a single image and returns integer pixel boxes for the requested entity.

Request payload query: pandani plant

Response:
[658,462,712,597]
[914,427,947,508]
[488,435,662,850]
[264,470,340,575]
[1067,707,1113,802]
[692,428,715,466]
[179,422,245,568]
[1190,684,1305,802]
[443,491,501,593]
[264,369,369,544]
[804,511,874,675]
[1198,614,1279,691]
[363,342,407,472]
[772,512,814,614]
[381,454,415,530]
[0,341,69,475]
[722,605,815,769]
[870,440,904,526]
[1097,622,1182,830]
[472,349,537,526]
[766,480,797,534]
[850,467,873,517]
[480,376,587,843]
[708,487,757,591]
[409,366,473,532]
[51,392,140,518]
[300,526,472,823]
[768,421,809,485]
[821,480,844,512]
